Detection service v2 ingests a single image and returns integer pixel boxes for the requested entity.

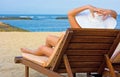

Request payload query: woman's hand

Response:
[88,6,113,20]
[87,5,98,17]
[96,9,114,19]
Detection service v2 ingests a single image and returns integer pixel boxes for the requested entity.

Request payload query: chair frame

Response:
[15,28,120,77]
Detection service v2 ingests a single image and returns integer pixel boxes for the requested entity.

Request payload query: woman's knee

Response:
[46,35,54,42]
[37,45,53,57]
[38,45,47,50]
[46,35,59,46]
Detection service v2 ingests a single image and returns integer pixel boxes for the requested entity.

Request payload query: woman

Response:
[68,5,117,28]
[21,5,117,57]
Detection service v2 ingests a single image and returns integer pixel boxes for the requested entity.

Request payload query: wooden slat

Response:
[71,36,115,43]
[59,62,102,68]
[66,50,108,56]
[67,56,103,62]
[72,29,118,37]
[68,43,111,50]
[57,68,98,73]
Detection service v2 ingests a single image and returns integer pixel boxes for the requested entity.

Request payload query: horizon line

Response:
[0,14,67,15]
[0,14,119,16]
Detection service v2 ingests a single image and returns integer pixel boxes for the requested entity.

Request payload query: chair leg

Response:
[105,54,116,77]
[73,73,76,77]
[87,73,91,77]
[63,55,73,77]
[25,66,29,77]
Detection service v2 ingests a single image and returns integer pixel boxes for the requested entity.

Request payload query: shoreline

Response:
[0,22,28,32]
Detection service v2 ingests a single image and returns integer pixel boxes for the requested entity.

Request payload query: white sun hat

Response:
[75,12,117,29]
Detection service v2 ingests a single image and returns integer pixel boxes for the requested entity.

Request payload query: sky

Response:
[0,0,120,15]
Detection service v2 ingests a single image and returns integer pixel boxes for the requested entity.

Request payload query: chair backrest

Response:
[51,28,120,73]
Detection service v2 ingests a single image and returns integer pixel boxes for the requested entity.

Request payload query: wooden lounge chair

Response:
[15,28,120,77]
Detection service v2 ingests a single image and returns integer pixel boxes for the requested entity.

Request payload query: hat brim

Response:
[75,14,117,29]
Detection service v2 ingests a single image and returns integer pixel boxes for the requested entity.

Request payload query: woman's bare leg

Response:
[21,45,53,57]
[46,35,59,47]
[21,35,60,57]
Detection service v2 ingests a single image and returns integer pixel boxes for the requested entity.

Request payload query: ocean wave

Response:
[0,15,67,20]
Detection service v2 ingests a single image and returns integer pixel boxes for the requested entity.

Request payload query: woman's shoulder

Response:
[76,9,90,16]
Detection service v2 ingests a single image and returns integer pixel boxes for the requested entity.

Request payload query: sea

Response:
[0,14,120,32]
